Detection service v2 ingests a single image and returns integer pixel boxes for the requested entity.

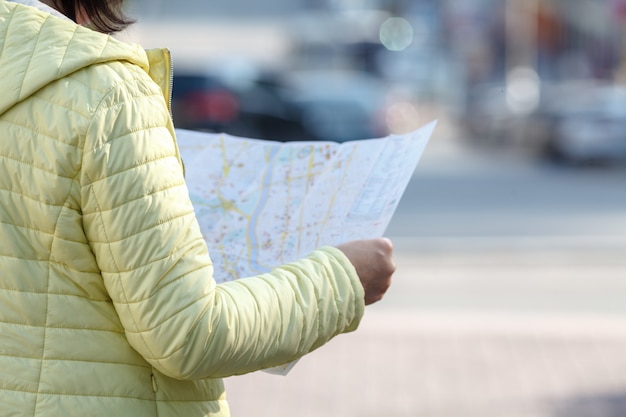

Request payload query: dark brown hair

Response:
[52,0,135,33]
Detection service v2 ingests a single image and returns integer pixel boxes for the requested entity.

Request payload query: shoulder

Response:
[69,59,171,142]
[29,59,169,152]
[69,60,164,112]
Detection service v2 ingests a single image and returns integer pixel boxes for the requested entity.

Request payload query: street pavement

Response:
[225,121,626,417]
[225,244,626,417]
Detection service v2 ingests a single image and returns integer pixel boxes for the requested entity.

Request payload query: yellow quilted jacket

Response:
[0,2,365,416]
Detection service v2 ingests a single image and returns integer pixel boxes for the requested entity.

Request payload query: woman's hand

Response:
[336,238,395,305]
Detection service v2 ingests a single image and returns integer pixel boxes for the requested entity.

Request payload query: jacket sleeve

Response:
[80,68,365,380]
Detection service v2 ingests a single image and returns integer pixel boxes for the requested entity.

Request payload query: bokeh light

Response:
[379,17,413,52]
[506,66,541,114]
[386,101,420,134]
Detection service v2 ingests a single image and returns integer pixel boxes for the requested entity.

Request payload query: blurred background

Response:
[120,1,626,416]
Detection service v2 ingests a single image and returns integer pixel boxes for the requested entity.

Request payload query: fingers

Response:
[336,238,396,306]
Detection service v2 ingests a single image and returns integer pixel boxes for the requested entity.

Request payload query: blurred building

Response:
[125,0,626,90]
[122,0,626,160]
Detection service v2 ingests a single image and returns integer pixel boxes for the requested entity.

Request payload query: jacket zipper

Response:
[162,48,174,116]
[159,48,185,174]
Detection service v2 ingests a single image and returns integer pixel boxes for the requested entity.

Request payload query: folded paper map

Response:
[177,120,435,283]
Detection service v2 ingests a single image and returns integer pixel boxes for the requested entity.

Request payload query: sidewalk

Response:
[225,244,626,417]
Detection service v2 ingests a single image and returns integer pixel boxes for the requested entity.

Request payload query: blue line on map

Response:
[247,145,281,272]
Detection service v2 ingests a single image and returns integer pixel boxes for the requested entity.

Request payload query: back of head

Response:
[50,0,134,33]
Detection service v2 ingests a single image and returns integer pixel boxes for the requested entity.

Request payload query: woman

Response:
[0,1,395,416]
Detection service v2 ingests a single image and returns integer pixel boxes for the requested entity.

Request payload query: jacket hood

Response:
[0,0,150,116]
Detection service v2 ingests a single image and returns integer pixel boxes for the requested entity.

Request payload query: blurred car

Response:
[462,79,550,151]
[171,72,240,132]
[171,70,313,141]
[220,70,316,141]
[463,78,626,165]
[172,68,393,142]
[281,69,390,142]
[541,83,626,164]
